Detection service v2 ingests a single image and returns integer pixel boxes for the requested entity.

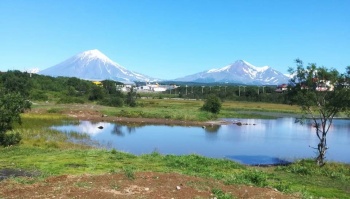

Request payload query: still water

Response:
[52,118,350,165]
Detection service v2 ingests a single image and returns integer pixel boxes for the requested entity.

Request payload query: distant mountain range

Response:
[38,49,289,85]
[39,49,157,83]
[175,60,289,85]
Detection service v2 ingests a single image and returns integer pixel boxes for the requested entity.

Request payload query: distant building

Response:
[275,84,288,93]
[136,82,168,92]
[315,80,334,91]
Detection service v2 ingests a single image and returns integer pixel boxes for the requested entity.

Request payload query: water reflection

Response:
[203,125,221,133]
[51,118,350,165]
[112,124,137,136]
[227,155,291,166]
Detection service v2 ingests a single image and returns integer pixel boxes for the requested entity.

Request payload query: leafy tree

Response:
[0,70,32,97]
[101,80,123,95]
[88,85,105,101]
[126,87,137,107]
[201,94,222,114]
[99,96,124,107]
[288,59,350,166]
[0,92,31,146]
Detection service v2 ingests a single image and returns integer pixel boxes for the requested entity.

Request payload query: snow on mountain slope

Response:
[175,60,289,85]
[38,49,158,83]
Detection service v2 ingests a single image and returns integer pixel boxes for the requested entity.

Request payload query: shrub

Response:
[29,90,49,101]
[99,97,124,107]
[201,94,222,114]
[0,132,21,146]
[57,97,85,104]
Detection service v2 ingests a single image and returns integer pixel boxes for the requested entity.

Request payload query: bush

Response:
[201,94,222,114]
[0,92,30,146]
[57,97,85,104]
[0,132,21,146]
[126,87,137,107]
[29,90,49,101]
[99,97,124,107]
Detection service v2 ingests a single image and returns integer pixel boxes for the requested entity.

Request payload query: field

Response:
[0,99,349,198]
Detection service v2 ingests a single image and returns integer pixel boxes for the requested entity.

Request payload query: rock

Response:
[98,126,103,129]
[176,186,181,190]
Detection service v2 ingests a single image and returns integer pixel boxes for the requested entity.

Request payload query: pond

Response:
[52,118,350,165]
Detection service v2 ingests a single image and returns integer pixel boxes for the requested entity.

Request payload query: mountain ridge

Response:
[174,60,289,85]
[38,50,289,85]
[38,49,158,83]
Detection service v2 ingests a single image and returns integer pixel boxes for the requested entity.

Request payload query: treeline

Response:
[0,70,290,106]
[166,85,289,104]
[0,70,136,107]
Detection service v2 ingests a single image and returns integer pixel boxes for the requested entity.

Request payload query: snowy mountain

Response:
[39,49,158,83]
[175,60,289,85]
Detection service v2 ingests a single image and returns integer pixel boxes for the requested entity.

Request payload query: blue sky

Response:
[1,0,349,79]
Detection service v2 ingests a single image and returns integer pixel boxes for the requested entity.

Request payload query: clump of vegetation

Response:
[212,188,234,199]
[125,87,137,107]
[123,166,136,180]
[0,71,32,146]
[201,94,222,114]
[98,96,124,107]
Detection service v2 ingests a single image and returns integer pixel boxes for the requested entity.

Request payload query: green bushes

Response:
[0,131,22,146]
[0,92,31,146]
[98,97,124,107]
[57,97,85,104]
[29,90,49,101]
[201,94,222,114]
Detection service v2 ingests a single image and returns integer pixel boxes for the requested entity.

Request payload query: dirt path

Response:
[0,172,299,199]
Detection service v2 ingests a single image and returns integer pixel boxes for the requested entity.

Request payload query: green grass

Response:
[99,99,301,120]
[212,188,235,199]
[30,99,302,122]
[1,144,349,198]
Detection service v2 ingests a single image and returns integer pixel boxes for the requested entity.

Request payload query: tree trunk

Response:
[315,124,327,166]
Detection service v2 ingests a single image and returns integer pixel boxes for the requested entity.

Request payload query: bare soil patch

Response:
[0,172,299,199]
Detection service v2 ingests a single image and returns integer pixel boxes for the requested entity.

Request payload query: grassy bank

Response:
[32,99,301,121]
[1,113,349,198]
[2,147,350,198]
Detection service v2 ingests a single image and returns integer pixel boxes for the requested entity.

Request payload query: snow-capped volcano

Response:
[39,49,157,83]
[175,60,289,85]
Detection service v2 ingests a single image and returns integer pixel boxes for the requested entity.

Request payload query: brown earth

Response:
[0,172,299,199]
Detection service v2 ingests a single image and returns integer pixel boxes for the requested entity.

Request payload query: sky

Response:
[1,0,349,79]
